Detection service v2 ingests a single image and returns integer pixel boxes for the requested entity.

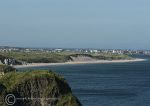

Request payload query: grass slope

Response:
[0,70,82,106]
[0,51,133,63]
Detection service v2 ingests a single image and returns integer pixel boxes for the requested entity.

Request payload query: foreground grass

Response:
[0,64,16,73]
[0,70,64,91]
[0,70,81,106]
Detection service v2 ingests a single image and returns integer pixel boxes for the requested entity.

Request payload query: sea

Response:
[18,55,150,106]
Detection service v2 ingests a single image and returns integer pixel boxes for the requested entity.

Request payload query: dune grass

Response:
[0,51,133,63]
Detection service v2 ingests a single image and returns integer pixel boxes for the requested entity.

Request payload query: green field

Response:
[0,51,133,63]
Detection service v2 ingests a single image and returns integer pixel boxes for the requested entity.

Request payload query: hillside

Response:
[0,65,16,73]
[68,54,133,62]
[0,51,133,64]
[0,70,82,106]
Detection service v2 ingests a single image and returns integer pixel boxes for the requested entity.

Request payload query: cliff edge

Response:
[0,70,82,106]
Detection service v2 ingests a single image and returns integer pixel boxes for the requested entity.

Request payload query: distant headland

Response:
[0,46,147,68]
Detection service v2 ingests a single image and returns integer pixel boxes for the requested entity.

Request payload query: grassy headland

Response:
[0,51,133,64]
[0,69,82,106]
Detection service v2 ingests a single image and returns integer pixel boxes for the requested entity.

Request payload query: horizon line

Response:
[0,45,150,51]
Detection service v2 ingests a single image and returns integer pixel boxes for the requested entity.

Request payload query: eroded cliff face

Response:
[68,54,98,62]
[0,71,82,106]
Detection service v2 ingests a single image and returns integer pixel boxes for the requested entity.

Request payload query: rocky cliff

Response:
[0,70,82,106]
[0,55,22,65]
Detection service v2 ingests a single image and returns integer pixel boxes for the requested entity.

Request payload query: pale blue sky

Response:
[0,0,150,49]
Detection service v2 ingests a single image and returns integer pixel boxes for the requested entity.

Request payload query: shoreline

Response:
[14,58,146,68]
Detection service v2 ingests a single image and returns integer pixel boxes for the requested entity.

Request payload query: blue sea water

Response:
[18,56,150,106]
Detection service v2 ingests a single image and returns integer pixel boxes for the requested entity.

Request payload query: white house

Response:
[0,60,3,64]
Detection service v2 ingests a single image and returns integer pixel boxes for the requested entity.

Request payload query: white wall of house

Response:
[0,60,3,64]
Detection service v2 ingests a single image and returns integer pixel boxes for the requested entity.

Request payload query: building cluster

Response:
[68,49,150,55]
[0,46,150,55]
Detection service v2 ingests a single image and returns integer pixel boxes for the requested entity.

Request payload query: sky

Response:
[0,0,150,50]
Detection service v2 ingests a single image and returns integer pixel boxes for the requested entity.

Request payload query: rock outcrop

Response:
[0,55,22,65]
[0,70,82,106]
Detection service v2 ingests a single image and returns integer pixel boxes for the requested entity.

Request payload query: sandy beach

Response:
[14,58,146,68]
